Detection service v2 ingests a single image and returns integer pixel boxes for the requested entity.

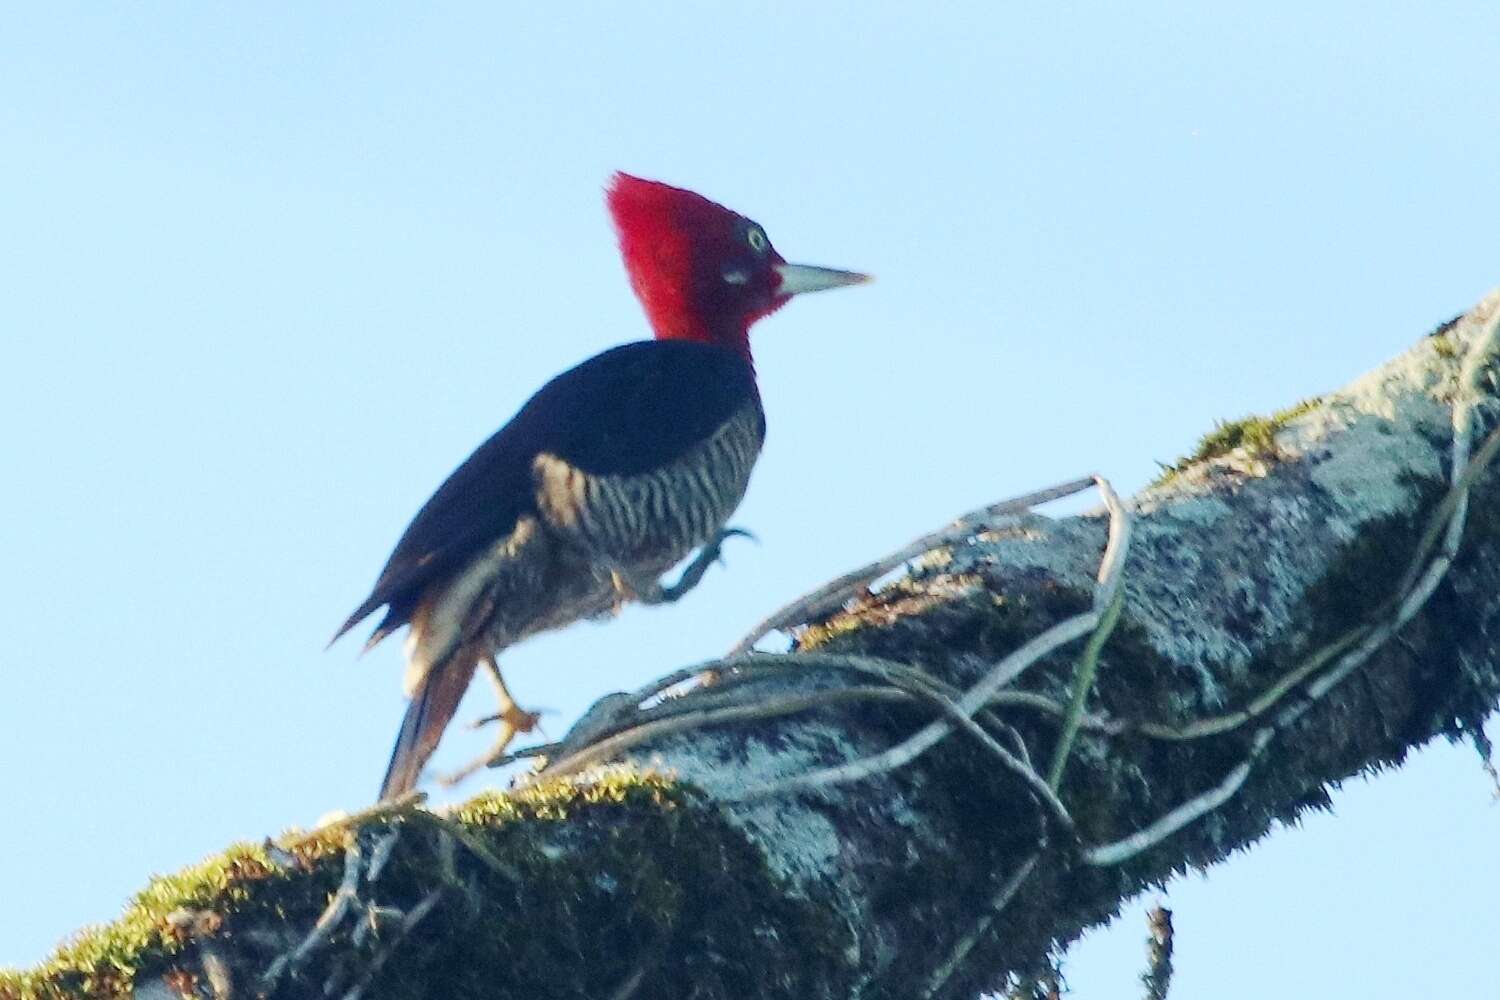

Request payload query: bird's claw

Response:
[586,526,754,619]
[649,525,757,605]
[469,705,550,733]
[443,704,545,788]
[715,525,758,548]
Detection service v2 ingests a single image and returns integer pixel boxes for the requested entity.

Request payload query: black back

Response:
[332,339,761,644]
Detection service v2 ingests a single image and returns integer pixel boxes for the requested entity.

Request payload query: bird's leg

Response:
[587,527,754,620]
[441,656,541,788]
[480,655,542,741]
[636,526,757,605]
[606,569,637,616]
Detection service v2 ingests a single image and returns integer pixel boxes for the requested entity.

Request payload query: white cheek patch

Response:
[722,269,750,285]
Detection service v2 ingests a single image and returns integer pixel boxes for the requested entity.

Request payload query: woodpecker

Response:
[332,173,868,801]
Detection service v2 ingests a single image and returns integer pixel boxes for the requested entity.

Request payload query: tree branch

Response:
[7,293,1500,1000]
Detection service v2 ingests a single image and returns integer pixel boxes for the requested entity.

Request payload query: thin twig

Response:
[1084,298,1500,866]
[1087,416,1492,862]
[732,471,1131,801]
[166,909,235,1000]
[772,657,1076,829]
[984,689,1122,731]
[531,667,1078,826]
[398,808,522,882]
[730,475,1097,654]
[486,658,909,770]
[1090,475,1133,611]
[725,653,1065,788]
[1394,421,1500,597]
[1125,627,1369,742]
[541,649,1026,756]
[1084,733,1266,866]
[626,663,726,708]
[1047,587,1124,789]
[365,829,401,884]
[523,658,1128,783]
[1141,905,1175,1000]
[539,686,914,779]
[1087,446,1486,863]
[921,854,1040,998]
[351,905,404,947]
[198,939,234,1000]
[486,742,558,768]
[341,888,443,1000]
[292,838,363,964]
[262,837,366,986]
[726,612,1099,800]
[277,792,425,852]
[1046,476,1131,789]
[540,683,1068,833]
[1071,307,1500,750]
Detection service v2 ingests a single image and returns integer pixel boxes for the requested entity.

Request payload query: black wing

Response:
[331,339,761,646]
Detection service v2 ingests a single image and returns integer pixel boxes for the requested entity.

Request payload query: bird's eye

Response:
[746,227,769,253]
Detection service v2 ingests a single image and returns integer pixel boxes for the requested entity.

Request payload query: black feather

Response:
[331,339,760,646]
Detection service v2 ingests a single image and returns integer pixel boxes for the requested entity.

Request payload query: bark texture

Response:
[7,294,1500,1000]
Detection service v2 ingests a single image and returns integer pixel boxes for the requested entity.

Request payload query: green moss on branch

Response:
[1153,397,1323,486]
[1,772,852,1000]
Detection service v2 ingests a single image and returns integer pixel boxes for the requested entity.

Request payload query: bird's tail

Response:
[377,654,477,802]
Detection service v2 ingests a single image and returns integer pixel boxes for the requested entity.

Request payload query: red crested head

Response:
[606,173,868,362]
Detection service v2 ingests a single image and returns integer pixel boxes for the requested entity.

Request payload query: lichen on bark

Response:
[6,293,1500,1000]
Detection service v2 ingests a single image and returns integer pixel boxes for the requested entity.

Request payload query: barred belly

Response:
[532,400,764,597]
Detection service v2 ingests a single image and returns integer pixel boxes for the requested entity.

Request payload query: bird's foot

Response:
[586,527,754,620]
[497,703,543,735]
[442,704,543,788]
[469,704,552,733]
[643,526,758,605]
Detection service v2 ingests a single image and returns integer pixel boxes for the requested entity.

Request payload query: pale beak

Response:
[774,263,872,297]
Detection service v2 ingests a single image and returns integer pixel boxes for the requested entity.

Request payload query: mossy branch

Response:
[7,293,1500,1000]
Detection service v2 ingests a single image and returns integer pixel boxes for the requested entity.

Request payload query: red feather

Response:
[606,173,789,361]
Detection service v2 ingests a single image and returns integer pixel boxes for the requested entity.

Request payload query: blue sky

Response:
[3,4,1498,994]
